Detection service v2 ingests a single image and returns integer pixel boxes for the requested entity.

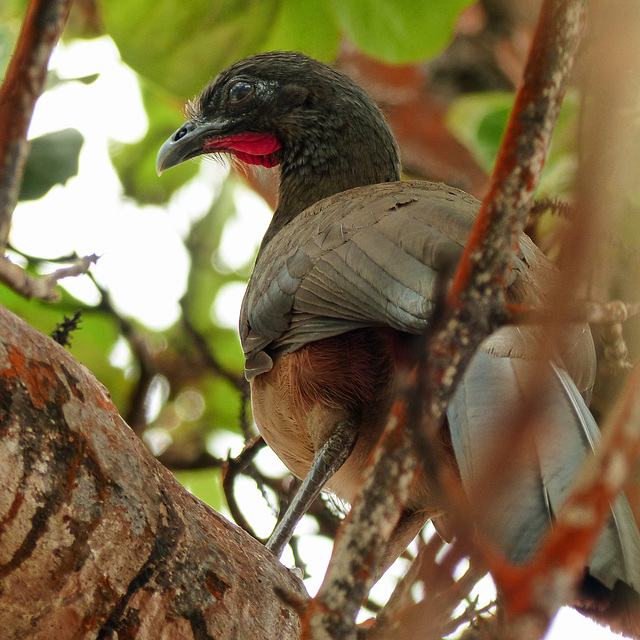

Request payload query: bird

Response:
[157,51,640,632]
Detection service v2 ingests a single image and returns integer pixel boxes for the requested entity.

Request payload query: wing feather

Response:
[447,350,640,590]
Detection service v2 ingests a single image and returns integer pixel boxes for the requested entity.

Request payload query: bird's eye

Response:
[228,81,254,105]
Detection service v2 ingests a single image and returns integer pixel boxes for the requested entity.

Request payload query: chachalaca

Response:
[157,51,640,632]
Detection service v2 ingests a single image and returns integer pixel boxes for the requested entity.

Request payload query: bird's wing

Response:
[447,347,640,592]
[242,180,594,391]
[242,181,551,376]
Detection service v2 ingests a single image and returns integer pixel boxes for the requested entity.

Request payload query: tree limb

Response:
[302,1,588,638]
[0,253,98,301]
[0,0,72,252]
[0,304,307,638]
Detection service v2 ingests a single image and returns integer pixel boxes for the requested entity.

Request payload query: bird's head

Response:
[157,51,400,225]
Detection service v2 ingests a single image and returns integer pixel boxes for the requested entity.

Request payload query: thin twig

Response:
[0,253,98,301]
[221,436,266,539]
[180,296,249,393]
[87,273,158,434]
[156,449,223,471]
[51,309,82,347]
[510,298,640,326]
[527,197,573,225]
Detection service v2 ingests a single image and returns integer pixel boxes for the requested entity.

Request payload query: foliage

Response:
[447,89,579,197]
[103,0,472,97]
[19,128,84,201]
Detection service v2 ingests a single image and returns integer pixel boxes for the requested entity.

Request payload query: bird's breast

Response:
[250,327,408,504]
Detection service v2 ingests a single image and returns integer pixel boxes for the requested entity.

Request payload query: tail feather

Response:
[446,349,640,628]
[552,365,640,593]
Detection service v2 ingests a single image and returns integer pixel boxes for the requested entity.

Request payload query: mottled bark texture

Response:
[0,305,306,639]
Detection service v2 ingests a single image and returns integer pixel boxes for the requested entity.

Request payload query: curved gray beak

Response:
[156,118,231,175]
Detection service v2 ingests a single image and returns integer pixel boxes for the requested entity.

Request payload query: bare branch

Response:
[511,299,640,327]
[180,297,249,394]
[0,0,72,251]
[368,536,481,639]
[221,435,266,540]
[430,0,587,423]
[301,380,423,639]
[0,253,98,301]
[449,0,585,307]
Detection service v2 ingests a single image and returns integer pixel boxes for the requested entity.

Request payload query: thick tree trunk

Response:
[0,305,306,639]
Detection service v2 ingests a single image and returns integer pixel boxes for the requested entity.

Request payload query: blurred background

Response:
[2,1,640,637]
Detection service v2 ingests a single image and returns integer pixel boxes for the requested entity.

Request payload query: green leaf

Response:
[446,92,513,172]
[19,129,84,201]
[329,0,473,64]
[103,0,280,98]
[105,0,474,99]
[263,0,340,62]
[447,90,579,197]
[201,375,244,435]
[0,21,16,80]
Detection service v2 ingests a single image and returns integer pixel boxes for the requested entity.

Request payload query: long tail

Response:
[446,348,640,633]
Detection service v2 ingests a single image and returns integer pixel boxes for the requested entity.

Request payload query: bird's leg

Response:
[266,421,357,558]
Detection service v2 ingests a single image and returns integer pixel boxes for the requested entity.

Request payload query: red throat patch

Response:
[205,133,281,168]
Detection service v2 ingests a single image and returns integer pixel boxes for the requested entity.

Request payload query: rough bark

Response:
[0,305,307,639]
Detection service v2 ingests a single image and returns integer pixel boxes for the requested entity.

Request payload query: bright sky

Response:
[15,35,628,640]
[17,36,271,331]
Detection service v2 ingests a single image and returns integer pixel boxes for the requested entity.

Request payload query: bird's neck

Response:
[259,118,401,252]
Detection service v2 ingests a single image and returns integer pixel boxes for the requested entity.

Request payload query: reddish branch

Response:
[302,1,588,638]
[419,0,586,436]
[448,0,585,308]
[0,0,72,251]
[368,536,482,639]
[483,1,640,632]
[419,0,589,635]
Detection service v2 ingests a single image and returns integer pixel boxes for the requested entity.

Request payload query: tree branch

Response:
[301,386,421,640]
[0,0,72,252]
[0,304,307,638]
[424,0,587,428]
[301,1,588,638]
[0,253,98,301]
[449,0,585,308]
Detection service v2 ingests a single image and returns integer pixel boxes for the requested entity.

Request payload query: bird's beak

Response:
[156,118,232,175]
